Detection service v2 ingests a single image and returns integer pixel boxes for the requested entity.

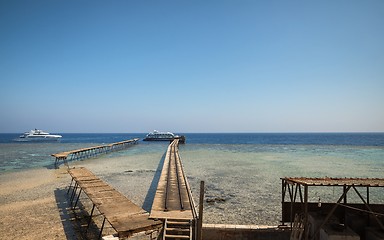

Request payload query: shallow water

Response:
[69,142,384,225]
[1,133,383,225]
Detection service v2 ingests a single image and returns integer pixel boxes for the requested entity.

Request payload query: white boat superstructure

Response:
[143,130,178,141]
[18,129,62,141]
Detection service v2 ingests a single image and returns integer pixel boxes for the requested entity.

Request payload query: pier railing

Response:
[52,138,139,167]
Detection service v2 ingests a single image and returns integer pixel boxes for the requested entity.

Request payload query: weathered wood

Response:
[150,139,196,220]
[68,167,161,238]
[197,181,205,240]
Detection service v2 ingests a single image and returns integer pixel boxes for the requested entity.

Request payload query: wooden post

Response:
[197,181,205,240]
[290,184,294,228]
[281,179,285,226]
[343,185,347,224]
[304,185,308,240]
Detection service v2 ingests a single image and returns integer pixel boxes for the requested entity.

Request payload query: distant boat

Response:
[143,130,185,143]
[16,129,62,141]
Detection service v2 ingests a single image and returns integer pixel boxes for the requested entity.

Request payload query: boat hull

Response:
[143,136,185,143]
[16,136,62,142]
[143,137,174,141]
[16,129,62,141]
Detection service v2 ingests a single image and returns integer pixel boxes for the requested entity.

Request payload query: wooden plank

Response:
[150,140,194,220]
[68,167,161,236]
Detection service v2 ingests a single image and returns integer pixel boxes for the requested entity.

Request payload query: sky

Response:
[1,1,383,133]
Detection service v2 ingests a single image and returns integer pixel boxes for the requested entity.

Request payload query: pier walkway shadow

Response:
[54,188,102,240]
[142,152,166,212]
[54,188,79,240]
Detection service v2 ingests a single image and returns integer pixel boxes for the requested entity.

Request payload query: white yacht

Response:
[17,129,62,141]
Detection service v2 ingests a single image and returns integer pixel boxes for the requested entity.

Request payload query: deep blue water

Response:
[1,132,383,145]
[184,132,384,146]
[0,133,143,144]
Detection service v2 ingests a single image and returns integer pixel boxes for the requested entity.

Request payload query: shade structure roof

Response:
[281,177,384,187]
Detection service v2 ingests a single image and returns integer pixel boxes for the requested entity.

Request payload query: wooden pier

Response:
[67,167,162,238]
[52,138,139,167]
[150,139,198,239]
[63,138,200,239]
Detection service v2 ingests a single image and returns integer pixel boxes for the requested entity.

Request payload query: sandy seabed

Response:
[0,149,283,240]
[3,142,379,239]
[0,168,75,240]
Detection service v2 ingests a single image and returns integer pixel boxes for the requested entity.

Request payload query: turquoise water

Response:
[1,133,383,225]
[70,142,383,225]
[180,144,384,224]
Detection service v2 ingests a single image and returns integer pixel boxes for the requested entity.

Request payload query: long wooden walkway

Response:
[52,138,139,167]
[150,139,198,239]
[150,139,197,220]
[68,167,162,239]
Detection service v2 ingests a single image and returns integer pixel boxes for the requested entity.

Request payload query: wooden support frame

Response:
[98,217,106,240]
[281,177,384,240]
[53,138,139,167]
[66,167,161,239]
[313,185,352,238]
[86,204,96,232]
[352,186,384,231]
[281,180,305,228]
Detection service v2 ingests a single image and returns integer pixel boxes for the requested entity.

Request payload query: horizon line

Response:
[1,131,384,134]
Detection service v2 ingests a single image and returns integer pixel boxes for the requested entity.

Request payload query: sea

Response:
[1,132,383,225]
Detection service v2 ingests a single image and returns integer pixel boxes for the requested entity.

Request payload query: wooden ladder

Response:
[163,219,192,240]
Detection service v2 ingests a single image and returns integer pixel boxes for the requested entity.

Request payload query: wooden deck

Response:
[150,139,197,220]
[68,167,161,238]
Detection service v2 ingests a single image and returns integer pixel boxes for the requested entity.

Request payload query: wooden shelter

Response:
[281,177,384,240]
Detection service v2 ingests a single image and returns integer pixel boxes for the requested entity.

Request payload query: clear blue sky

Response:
[1,1,383,133]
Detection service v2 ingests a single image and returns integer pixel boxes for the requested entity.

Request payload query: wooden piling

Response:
[197,180,205,240]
